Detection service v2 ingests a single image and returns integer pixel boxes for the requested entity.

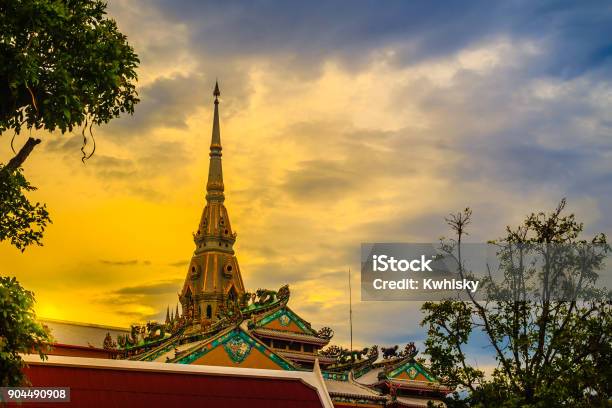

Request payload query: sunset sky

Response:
[1,1,611,370]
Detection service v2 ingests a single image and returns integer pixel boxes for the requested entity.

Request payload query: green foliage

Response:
[0,0,139,388]
[0,0,139,135]
[422,201,612,407]
[0,276,52,386]
[0,164,50,251]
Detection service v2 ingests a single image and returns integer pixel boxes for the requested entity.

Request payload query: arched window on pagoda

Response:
[206,305,212,319]
[228,287,237,304]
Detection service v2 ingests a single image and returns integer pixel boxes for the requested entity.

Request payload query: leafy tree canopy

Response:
[0,0,139,136]
[0,276,52,386]
[0,165,50,251]
[0,0,138,386]
[0,0,139,249]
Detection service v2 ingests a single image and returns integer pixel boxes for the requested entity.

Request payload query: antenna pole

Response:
[349,267,353,351]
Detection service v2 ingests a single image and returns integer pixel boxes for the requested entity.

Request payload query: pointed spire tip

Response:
[213,80,220,97]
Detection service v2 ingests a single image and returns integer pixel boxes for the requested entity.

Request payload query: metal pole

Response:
[349,267,353,351]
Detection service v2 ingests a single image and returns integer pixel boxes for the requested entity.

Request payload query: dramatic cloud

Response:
[112,279,183,296]
[1,1,610,362]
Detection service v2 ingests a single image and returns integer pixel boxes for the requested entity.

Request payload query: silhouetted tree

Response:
[422,200,611,407]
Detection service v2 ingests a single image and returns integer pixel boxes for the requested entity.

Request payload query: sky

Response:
[1,0,612,372]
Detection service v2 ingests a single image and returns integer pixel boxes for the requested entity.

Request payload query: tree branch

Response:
[4,137,41,173]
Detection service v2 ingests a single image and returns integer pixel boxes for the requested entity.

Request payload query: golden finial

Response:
[213,80,220,102]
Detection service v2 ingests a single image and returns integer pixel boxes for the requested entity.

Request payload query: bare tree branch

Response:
[4,137,41,173]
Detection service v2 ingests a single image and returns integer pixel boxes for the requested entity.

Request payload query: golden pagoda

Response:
[179,81,245,325]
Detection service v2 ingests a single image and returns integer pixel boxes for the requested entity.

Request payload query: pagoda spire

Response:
[206,81,224,201]
[165,306,170,324]
[179,82,245,326]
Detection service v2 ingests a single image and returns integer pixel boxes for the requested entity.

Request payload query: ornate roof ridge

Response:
[252,326,322,338]
[324,372,387,401]
[348,371,386,396]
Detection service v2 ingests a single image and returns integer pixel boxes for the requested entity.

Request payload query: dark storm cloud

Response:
[44,133,84,153]
[112,279,182,296]
[282,159,360,200]
[105,74,208,134]
[277,122,432,202]
[105,0,612,216]
[151,1,499,65]
[85,155,137,179]
[148,1,612,78]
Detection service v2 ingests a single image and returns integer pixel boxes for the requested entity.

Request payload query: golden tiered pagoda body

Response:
[114,83,449,407]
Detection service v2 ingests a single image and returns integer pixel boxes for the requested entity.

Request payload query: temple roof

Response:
[324,379,386,402]
[278,351,336,364]
[252,328,329,345]
[354,366,384,386]
[392,396,440,407]
[41,318,129,349]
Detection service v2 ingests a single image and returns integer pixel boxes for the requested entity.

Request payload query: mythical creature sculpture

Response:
[277,284,290,302]
[117,325,141,348]
[316,326,334,340]
[398,342,418,359]
[241,292,253,307]
[145,321,166,342]
[331,347,370,364]
[215,299,243,325]
[215,303,227,321]
[366,344,379,360]
[254,288,276,305]
[184,304,195,320]
[381,345,399,359]
[348,347,370,363]
[103,332,117,350]
[200,317,212,332]
[170,315,186,335]
[319,345,344,358]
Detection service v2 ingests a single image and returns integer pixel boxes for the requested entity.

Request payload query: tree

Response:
[1,0,139,139]
[0,276,52,386]
[0,0,139,385]
[422,200,611,407]
[0,165,50,251]
[0,0,139,248]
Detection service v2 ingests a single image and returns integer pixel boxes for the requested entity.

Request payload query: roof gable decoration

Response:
[223,335,252,363]
[176,328,295,370]
[257,307,317,335]
[387,361,436,382]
